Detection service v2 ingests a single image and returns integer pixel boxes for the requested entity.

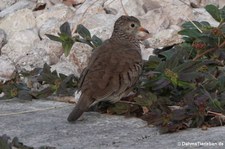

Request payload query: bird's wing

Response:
[77,67,87,90]
[79,40,142,101]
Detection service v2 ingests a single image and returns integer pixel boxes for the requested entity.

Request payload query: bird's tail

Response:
[67,94,93,122]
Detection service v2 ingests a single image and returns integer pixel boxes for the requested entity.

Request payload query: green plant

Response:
[45,22,102,56]
[138,4,225,133]
[0,63,78,100]
[179,5,225,61]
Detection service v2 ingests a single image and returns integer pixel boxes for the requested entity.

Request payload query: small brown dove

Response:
[67,15,150,122]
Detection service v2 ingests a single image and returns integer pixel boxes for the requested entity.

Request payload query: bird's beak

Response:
[139,27,150,34]
[136,27,151,41]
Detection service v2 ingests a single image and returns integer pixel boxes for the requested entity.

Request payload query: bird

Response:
[67,15,150,122]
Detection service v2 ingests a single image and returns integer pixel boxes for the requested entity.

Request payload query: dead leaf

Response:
[63,0,77,6]
[142,106,149,114]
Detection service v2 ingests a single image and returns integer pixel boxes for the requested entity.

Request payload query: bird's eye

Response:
[130,23,135,28]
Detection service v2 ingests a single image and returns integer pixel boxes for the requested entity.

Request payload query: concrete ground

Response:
[0,98,224,149]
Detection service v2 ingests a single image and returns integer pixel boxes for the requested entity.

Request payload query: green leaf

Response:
[220,6,225,22]
[200,21,211,27]
[182,21,211,30]
[18,90,33,100]
[32,87,55,98]
[156,61,166,72]
[76,24,91,40]
[62,40,74,57]
[91,35,103,47]
[59,73,67,80]
[37,64,59,84]
[159,49,175,60]
[218,76,225,91]
[108,103,129,115]
[56,74,78,96]
[204,79,218,91]
[197,35,217,46]
[56,33,75,56]
[134,92,157,107]
[220,23,225,34]
[2,84,18,99]
[43,63,51,74]
[210,99,224,111]
[173,60,203,73]
[52,70,58,76]
[182,37,194,43]
[60,22,72,36]
[151,78,170,90]
[0,135,10,149]
[145,56,161,69]
[171,109,187,121]
[182,21,202,29]
[164,51,181,69]
[177,80,195,88]
[179,72,203,82]
[38,73,57,84]
[205,4,221,22]
[58,33,71,41]
[178,29,202,38]
[45,34,62,42]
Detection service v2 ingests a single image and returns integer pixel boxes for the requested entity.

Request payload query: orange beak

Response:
[138,27,150,34]
[136,27,151,40]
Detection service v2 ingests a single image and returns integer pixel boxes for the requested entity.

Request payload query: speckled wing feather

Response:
[67,39,142,122]
[79,39,142,102]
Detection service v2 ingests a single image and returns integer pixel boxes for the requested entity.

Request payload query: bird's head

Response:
[112,15,150,41]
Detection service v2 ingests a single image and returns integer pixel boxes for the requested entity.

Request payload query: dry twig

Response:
[187,17,203,33]
[72,0,100,34]
[120,0,128,15]
[208,110,225,126]
[193,41,225,60]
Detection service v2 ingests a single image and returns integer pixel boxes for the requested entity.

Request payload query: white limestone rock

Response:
[38,18,62,39]
[193,8,220,27]
[68,42,92,75]
[33,39,64,65]
[0,55,16,81]
[104,0,145,16]
[0,8,36,37]
[0,0,36,18]
[0,29,7,51]
[1,29,43,71]
[51,55,80,77]
[35,4,74,28]
[0,0,17,11]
